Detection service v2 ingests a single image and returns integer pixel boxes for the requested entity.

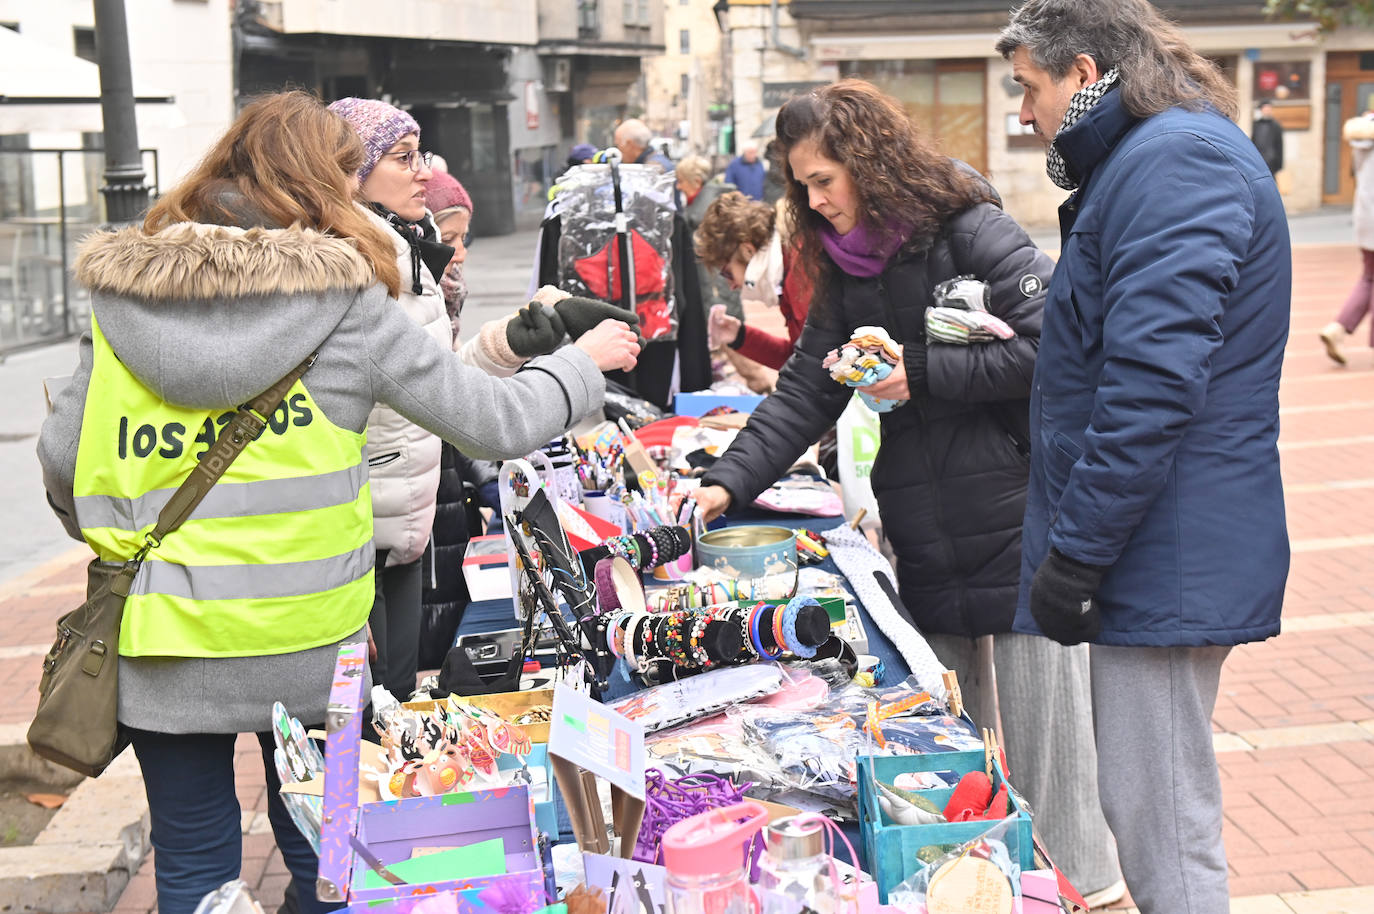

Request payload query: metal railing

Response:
[0,148,159,354]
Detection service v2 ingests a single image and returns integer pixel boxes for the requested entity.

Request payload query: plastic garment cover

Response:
[553,164,679,341]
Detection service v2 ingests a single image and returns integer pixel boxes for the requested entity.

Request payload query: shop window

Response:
[73,26,96,63]
[680,29,690,55]
[841,59,988,177]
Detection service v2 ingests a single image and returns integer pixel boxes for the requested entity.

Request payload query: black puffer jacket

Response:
[702,202,1052,636]
[418,443,497,670]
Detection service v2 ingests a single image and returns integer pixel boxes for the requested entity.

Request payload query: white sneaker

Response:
[1320,321,1348,365]
[1082,878,1128,909]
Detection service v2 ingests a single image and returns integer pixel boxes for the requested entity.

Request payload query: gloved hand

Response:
[1029,547,1107,645]
[554,296,640,341]
[505,301,568,358]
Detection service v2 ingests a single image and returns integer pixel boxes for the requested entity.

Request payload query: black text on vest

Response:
[116,394,313,460]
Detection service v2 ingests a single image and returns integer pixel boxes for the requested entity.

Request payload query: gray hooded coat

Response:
[38,221,604,733]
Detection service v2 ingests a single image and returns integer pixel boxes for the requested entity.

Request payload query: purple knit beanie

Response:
[327,97,420,183]
[424,170,474,217]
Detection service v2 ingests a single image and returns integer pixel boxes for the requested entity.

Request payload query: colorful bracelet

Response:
[688,613,710,666]
[782,596,819,659]
[751,605,783,660]
[772,601,789,653]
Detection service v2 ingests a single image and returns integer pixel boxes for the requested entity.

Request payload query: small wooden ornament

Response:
[926,854,1014,914]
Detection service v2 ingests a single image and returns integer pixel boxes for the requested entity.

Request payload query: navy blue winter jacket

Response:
[1015,88,1291,647]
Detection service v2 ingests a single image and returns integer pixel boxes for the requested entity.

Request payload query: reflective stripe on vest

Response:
[74,315,373,658]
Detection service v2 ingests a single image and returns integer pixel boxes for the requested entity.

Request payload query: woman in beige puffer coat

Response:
[332,98,633,700]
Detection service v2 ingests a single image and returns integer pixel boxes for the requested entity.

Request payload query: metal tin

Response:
[695,525,797,580]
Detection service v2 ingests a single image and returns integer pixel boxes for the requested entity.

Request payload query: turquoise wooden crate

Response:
[857,750,1034,903]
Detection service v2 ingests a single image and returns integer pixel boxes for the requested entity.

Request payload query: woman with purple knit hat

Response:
[329,97,638,701]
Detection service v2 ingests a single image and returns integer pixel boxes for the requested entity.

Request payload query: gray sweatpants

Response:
[927,632,1122,894]
[1090,644,1232,914]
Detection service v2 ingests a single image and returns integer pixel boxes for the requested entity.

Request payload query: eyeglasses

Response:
[391,149,434,173]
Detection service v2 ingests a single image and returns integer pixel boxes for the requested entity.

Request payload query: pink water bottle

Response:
[661,801,770,914]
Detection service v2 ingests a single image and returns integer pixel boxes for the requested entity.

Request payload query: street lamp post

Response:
[92,0,150,224]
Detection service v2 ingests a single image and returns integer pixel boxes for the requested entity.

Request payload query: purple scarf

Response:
[819,220,912,278]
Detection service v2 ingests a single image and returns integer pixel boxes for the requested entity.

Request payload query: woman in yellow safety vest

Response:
[36,91,638,914]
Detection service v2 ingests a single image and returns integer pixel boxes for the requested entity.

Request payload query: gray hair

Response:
[615,118,652,147]
[675,155,711,189]
[995,0,1237,120]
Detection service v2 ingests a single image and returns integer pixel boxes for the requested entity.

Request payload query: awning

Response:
[0,26,181,135]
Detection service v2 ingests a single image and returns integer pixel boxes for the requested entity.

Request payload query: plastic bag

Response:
[887,817,1022,914]
[835,393,881,524]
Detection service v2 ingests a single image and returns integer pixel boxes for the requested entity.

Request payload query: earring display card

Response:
[548,684,646,801]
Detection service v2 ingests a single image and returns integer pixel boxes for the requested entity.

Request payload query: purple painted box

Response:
[315,643,545,913]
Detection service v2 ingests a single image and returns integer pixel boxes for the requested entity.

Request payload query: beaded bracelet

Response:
[782,596,819,659]
[661,612,691,666]
[751,605,783,660]
[687,613,711,666]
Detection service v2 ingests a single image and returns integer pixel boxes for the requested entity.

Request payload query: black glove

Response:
[505,301,568,358]
[1029,547,1107,646]
[553,296,640,341]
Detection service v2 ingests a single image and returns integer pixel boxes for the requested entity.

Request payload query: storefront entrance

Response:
[1324,52,1374,205]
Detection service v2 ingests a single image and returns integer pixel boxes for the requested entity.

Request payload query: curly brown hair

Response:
[774,79,993,296]
[693,191,776,272]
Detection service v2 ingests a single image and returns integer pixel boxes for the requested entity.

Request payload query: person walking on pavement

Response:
[1251,101,1284,176]
[36,92,638,914]
[724,141,766,201]
[330,97,635,701]
[998,2,1291,912]
[1320,109,1374,365]
[691,79,1123,904]
[613,118,675,172]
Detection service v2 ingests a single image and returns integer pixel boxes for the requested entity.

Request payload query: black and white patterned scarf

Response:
[1047,67,1121,191]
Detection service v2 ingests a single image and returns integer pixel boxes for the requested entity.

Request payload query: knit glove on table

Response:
[1029,547,1107,645]
[505,301,568,358]
[554,296,641,341]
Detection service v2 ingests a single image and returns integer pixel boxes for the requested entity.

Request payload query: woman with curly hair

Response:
[693,190,812,370]
[693,79,1122,901]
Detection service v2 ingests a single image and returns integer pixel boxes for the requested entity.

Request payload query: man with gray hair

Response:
[613,118,674,172]
[997,2,1291,912]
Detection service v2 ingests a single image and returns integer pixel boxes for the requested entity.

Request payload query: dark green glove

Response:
[1029,547,1107,645]
[505,301,568,358]
[553,296,640,341]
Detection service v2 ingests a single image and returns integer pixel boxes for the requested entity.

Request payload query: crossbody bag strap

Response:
[138,352,320,556]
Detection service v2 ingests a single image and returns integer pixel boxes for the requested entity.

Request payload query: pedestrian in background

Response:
[566,142,597,171]
[331,97,635,700]
[1320,109,1374,365]
[613,118,675,172]
[999,2,1290,911]
[1251,100,1284,176]
[693,79,1122,903]
[725,141,766,201]
[38,91,635,914]
[676,154,743,325]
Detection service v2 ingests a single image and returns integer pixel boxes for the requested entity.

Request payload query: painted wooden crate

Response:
[316,643,547,913]
[857,749,1034,903]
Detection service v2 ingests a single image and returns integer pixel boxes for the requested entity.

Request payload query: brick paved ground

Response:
[1,243,1370,912]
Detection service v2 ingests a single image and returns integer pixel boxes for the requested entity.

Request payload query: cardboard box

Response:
[461,535,512,602]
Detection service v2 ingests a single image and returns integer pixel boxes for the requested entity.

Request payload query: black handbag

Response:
[27,353,317,777]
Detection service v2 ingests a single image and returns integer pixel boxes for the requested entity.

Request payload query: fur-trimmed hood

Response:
[75,222,376,300]
[74,221,383,410]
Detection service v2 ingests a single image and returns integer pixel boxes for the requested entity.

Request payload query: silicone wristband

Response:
[752,605,782,660]
[783,596,819,659]
[772,601,788,652]
[594,558,622,615]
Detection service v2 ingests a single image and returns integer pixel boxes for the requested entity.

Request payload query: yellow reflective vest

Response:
[73,316,374,658]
